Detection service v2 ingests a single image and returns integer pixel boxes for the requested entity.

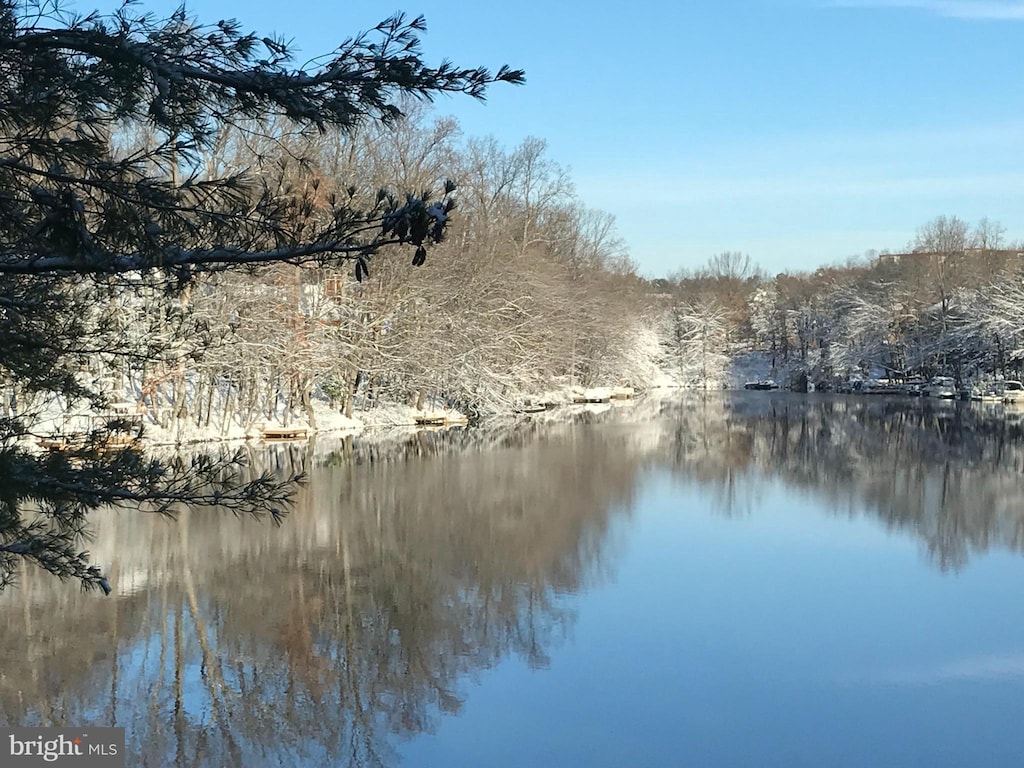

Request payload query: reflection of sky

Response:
[77,618,344,767]
[400,471,1024,768]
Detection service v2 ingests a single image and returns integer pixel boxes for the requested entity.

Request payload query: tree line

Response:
[60,108,656,433]
[657,216,1024,388]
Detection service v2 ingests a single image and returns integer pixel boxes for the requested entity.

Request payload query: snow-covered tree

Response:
[660,300,731,388]
[0,0,522,590]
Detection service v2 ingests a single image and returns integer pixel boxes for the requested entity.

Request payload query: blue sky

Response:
[85,0,1024,276]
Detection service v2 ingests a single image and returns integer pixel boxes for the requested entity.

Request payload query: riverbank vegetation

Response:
[659,216,1024,390]
[65,110,658,433]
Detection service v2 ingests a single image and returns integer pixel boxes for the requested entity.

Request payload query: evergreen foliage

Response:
[0,0,522,591]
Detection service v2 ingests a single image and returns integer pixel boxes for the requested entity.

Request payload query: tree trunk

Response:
[300,379,317,430]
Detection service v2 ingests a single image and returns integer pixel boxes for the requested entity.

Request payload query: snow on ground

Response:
[648,367,684,390]
[142,397,470,445]
[144,418,250,446]
[354,400,467,428]
[17,341,771,451]
[309,401,365,433]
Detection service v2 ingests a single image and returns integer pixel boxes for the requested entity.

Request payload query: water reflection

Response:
[0,420,649,766]
[2,394,1024,766]
[656,394,1024,570]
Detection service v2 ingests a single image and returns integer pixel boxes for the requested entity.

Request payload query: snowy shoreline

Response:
[18,350,794,452]
[138,384,655,449]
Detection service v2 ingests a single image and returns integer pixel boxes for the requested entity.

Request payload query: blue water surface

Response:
[399,469,1024,768]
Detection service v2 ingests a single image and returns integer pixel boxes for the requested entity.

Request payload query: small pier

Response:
[39,436,80,452]
[260,426,310,442]
[414,414,468,427]
[38,432,137,454]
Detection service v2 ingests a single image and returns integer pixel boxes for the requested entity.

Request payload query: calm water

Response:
[4,393,1024,767]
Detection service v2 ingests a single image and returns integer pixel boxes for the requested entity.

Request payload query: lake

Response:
[3,393,1024,767]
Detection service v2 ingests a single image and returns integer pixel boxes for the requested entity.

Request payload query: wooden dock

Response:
[572,393,612,405]
[571,387,616,405]
[102,433,138,447]
[414,414,468,427]
[38,433,137,454]
[975,394,1004,403]
[39,436,80,452]
[260,426,310,442]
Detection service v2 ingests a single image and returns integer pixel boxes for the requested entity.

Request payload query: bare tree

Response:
[0,1,523,589]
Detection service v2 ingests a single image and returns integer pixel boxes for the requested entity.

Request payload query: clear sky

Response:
[83,0,1024,277]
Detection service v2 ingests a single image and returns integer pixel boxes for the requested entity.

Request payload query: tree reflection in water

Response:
[0,420,646,767]
[2,395,1024,766]
[658,393,1024,570]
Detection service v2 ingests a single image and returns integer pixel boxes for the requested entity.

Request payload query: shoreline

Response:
[24,383,680,452]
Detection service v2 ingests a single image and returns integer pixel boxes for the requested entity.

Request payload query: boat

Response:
[515,404,548,414]
[924,376,958,399]
[743,380,779,391]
